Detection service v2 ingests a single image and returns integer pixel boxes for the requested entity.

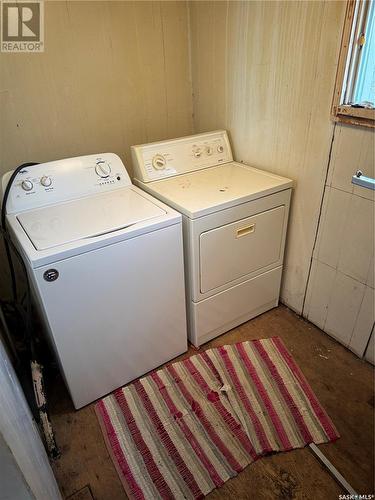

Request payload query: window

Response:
[332,0,375,127]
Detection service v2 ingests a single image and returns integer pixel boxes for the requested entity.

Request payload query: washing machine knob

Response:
[95,161,111,178]
[193,147,202,158]
[152,154,166,170]
[41,176,52,187]
[217,145,224,153]
[21,179,33,191]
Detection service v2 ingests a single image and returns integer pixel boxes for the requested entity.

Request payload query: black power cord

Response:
[1,164,39,351]
[1,163,39,304]
[1,162,60,458]
[1,163,39,413]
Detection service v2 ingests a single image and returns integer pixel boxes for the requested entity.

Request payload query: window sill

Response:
[332,105,375,128]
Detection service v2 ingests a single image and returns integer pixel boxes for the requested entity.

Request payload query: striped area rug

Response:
[95,337,339,499]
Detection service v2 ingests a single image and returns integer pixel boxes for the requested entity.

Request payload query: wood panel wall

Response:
[189,0,347,313]
[0,0,193,296]
[0,1,193,177]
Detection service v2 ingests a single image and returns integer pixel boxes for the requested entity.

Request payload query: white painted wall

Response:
[0,336,61,500]
[0,432,34,500]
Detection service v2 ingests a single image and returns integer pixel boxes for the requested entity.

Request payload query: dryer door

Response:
[199,205,285,293]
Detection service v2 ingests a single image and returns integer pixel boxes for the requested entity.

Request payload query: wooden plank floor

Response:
[48,306,374,499]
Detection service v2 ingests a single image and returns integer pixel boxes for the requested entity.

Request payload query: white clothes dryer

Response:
[132,131,293,347]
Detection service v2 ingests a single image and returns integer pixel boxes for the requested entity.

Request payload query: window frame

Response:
[332,0,375,128]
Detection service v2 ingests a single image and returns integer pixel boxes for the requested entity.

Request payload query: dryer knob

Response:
[95,161,111,178]
[217,145,224,153]
[21,180,33,191]
[41,176,52,187]
[152,154,166,170]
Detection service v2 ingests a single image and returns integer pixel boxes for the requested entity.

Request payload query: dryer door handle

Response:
[236,224,255,238]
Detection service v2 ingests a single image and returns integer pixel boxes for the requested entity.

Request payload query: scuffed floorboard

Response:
[66,485,94,500]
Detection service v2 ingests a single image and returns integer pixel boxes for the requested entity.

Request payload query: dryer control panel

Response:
[131,130,233,183]
[3,153,132,214]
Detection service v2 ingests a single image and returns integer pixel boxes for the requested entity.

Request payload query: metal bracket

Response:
[352,170,375,190]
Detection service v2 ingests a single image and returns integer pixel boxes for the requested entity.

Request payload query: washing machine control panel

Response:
[131,130,233,182]
[3,153,132,214]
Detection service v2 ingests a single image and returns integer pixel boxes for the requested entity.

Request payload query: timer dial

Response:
[40,176,52,187]
[152,154,166,170]
[21,180,33,191]
[95,161,111,178]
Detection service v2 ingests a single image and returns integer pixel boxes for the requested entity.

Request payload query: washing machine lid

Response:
[140,162,293,218]
[16,187,166,250]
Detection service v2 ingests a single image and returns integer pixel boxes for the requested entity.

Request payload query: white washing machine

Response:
[132,131,293,347]
[2,153,187,408]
